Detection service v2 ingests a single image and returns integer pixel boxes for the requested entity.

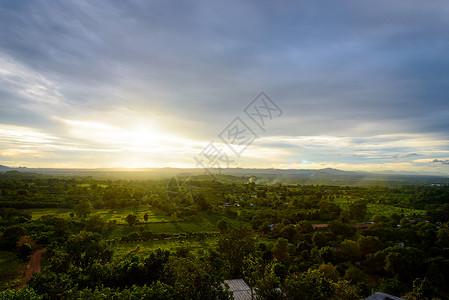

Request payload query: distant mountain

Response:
[0,165,11,172]
[0,165,447,186]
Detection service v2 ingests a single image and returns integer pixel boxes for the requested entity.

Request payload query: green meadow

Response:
[112,237,220,258]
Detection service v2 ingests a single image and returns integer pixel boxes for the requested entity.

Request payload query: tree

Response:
[318,263,340,281]
[377,275,408,296]
[343,266,367,284]
[340,209,352,223]
[85,215,107,233]
[126,214,138,226]
[372,215,388,223]
[338,240,361,262]
[280,224,297,242]
[437,225,449,248]
[296,220,313,234]
[403,278,436,300]
[0,226,26,250]
[349,200,367,220]
[17,243,32,261]
[254,261,283,299]
[282,269,332,300]
[75,201,92,218]
[242,254,261,299]
[381,246,424,282]
[0,287,42,300]
[272,237,290,262]
[217,229,255,277]
[217,219,229,233]
[358,236,384,257]
[312,232,329,248]
[283,269,361,300]
[329,220,355,237]
[65,231,113,268]
[166,256,232,300]
[16,235,36,248]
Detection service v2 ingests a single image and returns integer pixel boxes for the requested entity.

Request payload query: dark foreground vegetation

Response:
[0,171,449,299]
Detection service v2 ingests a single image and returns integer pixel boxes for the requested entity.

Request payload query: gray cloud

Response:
[430,159,449,165]
[0,1,448,170]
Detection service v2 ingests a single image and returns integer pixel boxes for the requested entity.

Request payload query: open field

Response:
[22,206,178,224]
[366,204,425,218]
[332,198,425,218]
[105,212,248,238]
[112,236,220,258]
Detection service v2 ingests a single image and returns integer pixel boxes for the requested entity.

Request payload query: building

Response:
[223,279,254,300]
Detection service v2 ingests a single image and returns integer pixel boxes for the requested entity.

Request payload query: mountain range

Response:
[0,165,447,186]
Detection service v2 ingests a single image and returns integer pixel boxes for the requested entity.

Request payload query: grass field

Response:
[332,198,425,218]
[22,206,177,224]
[0,251,23,291]
[76,184,108,188]
[366,204,425,218]
[112,236,220,258]
[22,208,73,220]
[105,212,248,238]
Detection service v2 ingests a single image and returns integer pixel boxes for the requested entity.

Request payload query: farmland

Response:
[1,173,449,299]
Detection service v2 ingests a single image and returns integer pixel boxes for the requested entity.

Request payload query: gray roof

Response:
[365,292,404,300]
[224,279,254,300]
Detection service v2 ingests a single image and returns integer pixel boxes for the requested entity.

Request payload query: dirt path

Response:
[16,248,46,289]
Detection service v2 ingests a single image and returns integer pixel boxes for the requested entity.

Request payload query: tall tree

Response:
[217,229,255,277]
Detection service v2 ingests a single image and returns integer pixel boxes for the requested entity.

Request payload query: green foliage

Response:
[73,282,174,300]
[403,277,436,300]
[28,272,76,299]
[0,226,26,250]
[65,231,113,269]
[329,220,356,237]
[115,248,170,287]
[75,201,92,218]
[381,246,424,282]
[358,236,384,257]
[166,256,232,300]
[85,215,107,233]
[16,243,32,261]
[312,232,330,248]
[437,224,449,248]
[254,260,283,299]
[376,275,408,297]
[282,269,360,300]
[217,228,255,278]
[0,288,42,300]
[0,250,22,290]
[272,238,290,262]
[343,265,367,284]
[296,220,313,234]
[216,219,229,233]
[318,263,340,281]
[338,240,361,262]
[349,200,367,220]
[1,177,449,299]
[125,213,138,226]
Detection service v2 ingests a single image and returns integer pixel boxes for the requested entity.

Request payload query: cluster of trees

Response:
[2,174,449,298]
[3,231,232,299]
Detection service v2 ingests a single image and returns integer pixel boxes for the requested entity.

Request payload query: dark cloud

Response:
[430,159,449,165]
[0,1,448,170]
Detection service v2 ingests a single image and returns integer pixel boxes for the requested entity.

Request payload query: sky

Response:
[0,0,449,174]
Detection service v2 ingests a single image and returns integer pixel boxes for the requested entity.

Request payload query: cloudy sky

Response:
[0,1,449,174]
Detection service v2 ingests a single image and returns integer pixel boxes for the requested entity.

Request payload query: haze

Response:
[0,1,448,175]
